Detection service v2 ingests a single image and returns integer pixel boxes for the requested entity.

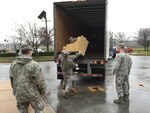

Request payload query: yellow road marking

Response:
[88,86,104,92]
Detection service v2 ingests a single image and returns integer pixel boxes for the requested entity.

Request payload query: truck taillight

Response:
[56,59,61,64]
[93,60,98,64]
[56,60,59,63]
[100,61,104,64]
[93,60,107,65]
[101,60,107,64]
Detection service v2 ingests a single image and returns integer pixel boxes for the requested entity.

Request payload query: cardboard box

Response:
[63,35,89,56]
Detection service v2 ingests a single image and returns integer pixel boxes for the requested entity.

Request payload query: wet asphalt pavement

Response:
[0,55,150,113]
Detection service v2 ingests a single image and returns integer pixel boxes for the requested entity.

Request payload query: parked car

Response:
[111,47,116,58]
[6,50,16,53]
[1,49,6,53]
[116,47,133,53]
[37,48,46,52]
[127,47,133,53]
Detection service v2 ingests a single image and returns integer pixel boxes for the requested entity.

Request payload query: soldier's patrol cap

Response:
[61,50,69,57]
[19,45,33,55]
[117,43,125,49]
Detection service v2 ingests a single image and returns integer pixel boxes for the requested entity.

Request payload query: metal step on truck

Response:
[53,0,110,80]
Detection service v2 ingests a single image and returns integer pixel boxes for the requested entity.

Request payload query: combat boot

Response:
[123,94,129,103]
[69,88,76,96]
[64,92,70,99]
[60,89,66,97]
[114,96,124,104]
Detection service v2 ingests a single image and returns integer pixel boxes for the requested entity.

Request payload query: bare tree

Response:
[9,36,23,54]
[134,28,150,51]
[9,27,25,54]
[11,22,54,54]
[14,22,42,54]
[38,27,54,51]
[24,23,41,54]
[114,32,129,43]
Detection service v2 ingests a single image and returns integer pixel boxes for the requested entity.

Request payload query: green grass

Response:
[0,56,54,63]
[133,48,145,51]
[132,51,150,56]
[131,48,150,56]
[33,56,54,61]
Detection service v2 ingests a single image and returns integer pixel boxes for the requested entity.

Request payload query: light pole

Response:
[4,39,8,50]
[38,10,49,51]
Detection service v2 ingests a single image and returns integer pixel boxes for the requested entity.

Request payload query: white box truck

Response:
[53,0,109,80]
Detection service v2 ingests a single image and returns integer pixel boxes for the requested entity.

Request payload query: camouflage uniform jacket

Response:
[60,57,77,72]
[68,52,81,60]
[113,51,131,75]
[58,52,80,72]
[9,55,46,102]
[126,53,132,75]
[58,52,81,61]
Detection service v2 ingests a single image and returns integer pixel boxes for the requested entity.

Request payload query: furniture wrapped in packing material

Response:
[63,35,89,56]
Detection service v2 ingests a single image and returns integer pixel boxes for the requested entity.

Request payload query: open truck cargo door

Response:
[54,0,108,80]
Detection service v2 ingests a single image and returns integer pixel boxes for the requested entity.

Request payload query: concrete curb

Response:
[44,104,56,113]
[0,81,56,113]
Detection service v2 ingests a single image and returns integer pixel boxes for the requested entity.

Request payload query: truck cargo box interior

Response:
[54,0,106,58]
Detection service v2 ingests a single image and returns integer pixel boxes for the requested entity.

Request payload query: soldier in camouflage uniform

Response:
[113,43,132,104]
[69,37,77,43]
[59,51,81,98]
[9,46,46,113]
[124,47,132,102]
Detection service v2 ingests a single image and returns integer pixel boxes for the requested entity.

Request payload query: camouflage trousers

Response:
[17,98,44,113]
[62,71,74,93]
[116,74,129,97]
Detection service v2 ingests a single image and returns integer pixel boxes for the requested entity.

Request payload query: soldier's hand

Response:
[40,92,45,97]
[41,91,51,99]
[75,63,78,67]
[112,74,116,79]
[78,51,82,55]
[75,64,80,70]
[39,89,46,97]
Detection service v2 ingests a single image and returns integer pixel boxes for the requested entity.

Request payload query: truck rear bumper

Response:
[57,63,105,79]
[57,72,103,77]
[78,73,103,77]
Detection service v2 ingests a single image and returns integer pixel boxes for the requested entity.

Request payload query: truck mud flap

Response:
[57,64,63,79]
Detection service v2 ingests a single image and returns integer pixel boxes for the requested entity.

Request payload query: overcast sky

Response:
[0,0,150,43]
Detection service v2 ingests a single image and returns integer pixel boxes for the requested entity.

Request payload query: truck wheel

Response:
[57,74,64,80]
[112,53,116,58]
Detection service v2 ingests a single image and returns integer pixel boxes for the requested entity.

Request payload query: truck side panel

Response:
[54,6,81,52]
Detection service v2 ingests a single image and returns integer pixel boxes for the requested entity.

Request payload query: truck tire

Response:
[57,74,64,80]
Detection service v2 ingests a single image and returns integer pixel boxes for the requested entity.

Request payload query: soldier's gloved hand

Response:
[75,63,78,67]
[78,51,82,55]
[75,64,80,70]
[112,74,116,79]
